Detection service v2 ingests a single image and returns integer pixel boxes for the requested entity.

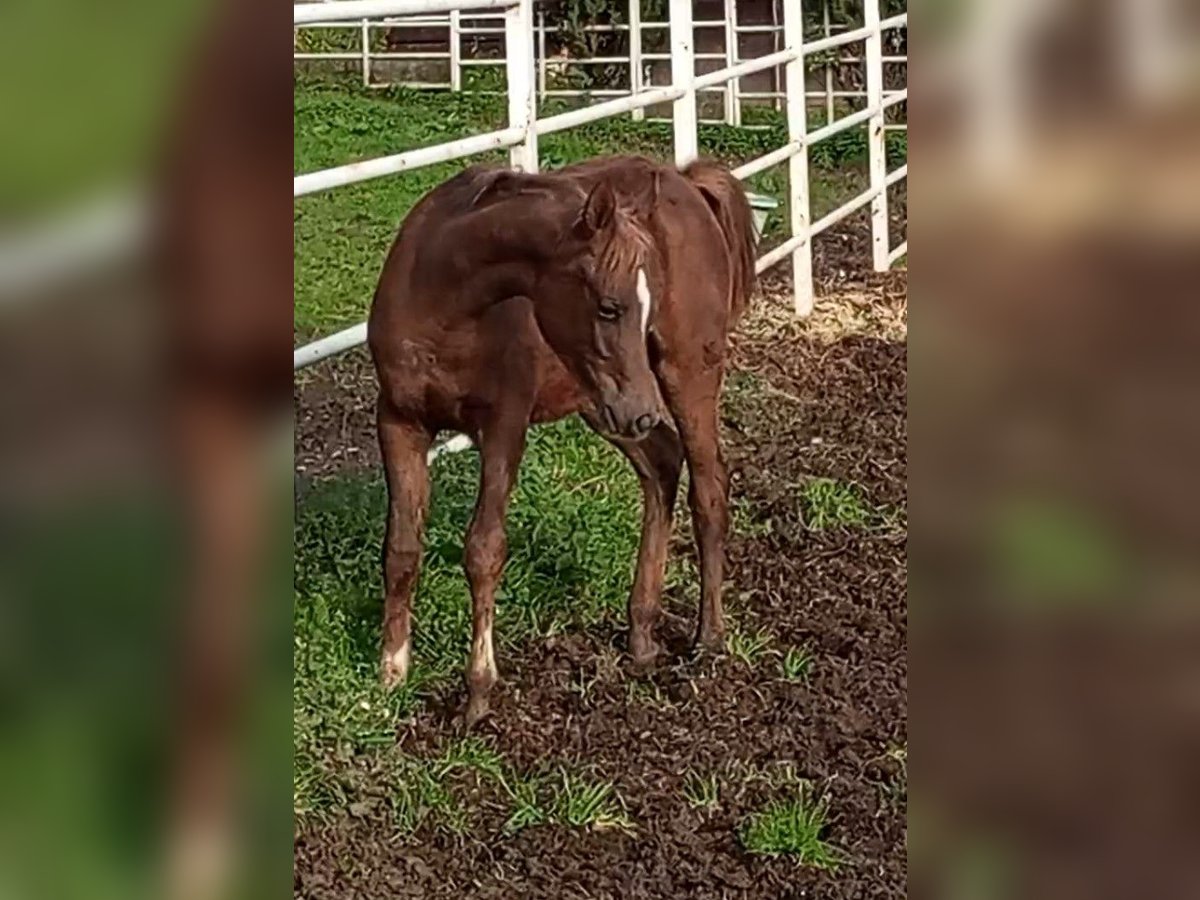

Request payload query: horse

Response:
[367,154,757,725]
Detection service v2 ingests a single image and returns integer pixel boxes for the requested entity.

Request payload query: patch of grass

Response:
[731,495,774,538]
[625,677,671,709]
[779,646,814,682]
[293,417,644,814]
[727,626,774,667]
[682,771,720,811]
[501,774,550,835]
[739,788,842,867]
[551,769,633,832]
[799,477,872,530]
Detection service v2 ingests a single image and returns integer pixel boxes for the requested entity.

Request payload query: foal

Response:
[367,155,756,724]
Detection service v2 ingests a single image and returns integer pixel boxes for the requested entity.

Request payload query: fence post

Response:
[723,0,740,126]
[629,0,644,121]
[361,19,370,87]
[450,10,461,91]
[506,0,539,171]
[669,0,698,165]
[863,0,889,271]
[782,0,813,315]
[822,0,834,124]
[537,10,547,100]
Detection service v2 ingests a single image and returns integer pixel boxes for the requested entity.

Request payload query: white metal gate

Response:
[293,0,908,370]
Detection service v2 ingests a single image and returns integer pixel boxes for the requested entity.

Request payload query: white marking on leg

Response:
[384,640,410,683]
[636,267,652,336]
[472,624,496,680]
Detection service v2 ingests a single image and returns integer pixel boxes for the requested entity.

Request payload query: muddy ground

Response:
[294,229,907,898]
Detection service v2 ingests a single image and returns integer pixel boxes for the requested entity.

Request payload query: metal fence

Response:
[295,0,908,128]
[293,0,908,371]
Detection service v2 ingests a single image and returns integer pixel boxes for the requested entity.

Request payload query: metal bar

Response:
[810,183,880,237]
[505,0,538,171]
[823,0,834,124]
[782,0,812,314]
[723,0,740,126]
[294,0,515,25]
[294,125,523,196]
[534,85,684,135]
[800,13,907,57]
[887,240,907,265]
[731,140,802,180]
[293,323,368,370]
[449,9,461,90]
[885,163,908,187]
[755,230,804,275]
[536,9,546,99]
[693,48,796,90]
[806,104,874,145]
[361,18,370,86]
[629,0,644,121]
[864,0,889,271]
[642,52,728,61]
[669,0,698,166]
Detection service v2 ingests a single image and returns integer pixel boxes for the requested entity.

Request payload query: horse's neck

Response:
[445,202,566,308]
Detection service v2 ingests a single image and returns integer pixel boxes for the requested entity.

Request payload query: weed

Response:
[682,771,720,811]
[727,626,773,667]
[779,646,814,682]
[739,788,841,867]
[500,775,550,835]
[799,478,871,530]
[551,770,634,832]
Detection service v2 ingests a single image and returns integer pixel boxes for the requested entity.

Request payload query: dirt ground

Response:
[293,228,907,899]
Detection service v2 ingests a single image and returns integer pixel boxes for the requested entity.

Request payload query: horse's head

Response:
[534,179,662,441]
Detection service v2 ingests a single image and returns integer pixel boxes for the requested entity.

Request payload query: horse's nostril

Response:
[634,413,656,434]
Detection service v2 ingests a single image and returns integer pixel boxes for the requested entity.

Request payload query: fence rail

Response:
[294,0,908,129]
[294,0,908,372]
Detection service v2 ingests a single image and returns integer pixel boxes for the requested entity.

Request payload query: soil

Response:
[293,241,907,898]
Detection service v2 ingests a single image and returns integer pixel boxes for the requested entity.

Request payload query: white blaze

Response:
[636,268,652,335]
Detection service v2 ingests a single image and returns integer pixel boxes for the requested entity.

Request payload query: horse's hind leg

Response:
[586,418,684,665]
[659,367,730,651]
[378,406,433,688]
[463,417,527,727]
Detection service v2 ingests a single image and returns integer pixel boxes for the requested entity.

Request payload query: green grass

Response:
[295,76,905,338]
[779,646,814,682]
[682,771,720,811]
[551,769,633,831]
[294,417,650,814]
[727,625,774,667]
[739,788,842,867]
[799,477,872,530]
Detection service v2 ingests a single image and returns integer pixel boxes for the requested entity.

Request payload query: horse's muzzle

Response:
[600,403,659,441]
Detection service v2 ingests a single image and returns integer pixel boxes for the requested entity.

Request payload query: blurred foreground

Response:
[0,0,1197,897]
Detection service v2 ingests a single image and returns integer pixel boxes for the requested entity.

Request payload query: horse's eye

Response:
[598,298,623,322]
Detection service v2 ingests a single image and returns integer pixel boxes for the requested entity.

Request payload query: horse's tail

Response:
[681,159,758,324]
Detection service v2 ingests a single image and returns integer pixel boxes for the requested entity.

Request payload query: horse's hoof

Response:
[629,637,663,671]
[694,630,726,655]
[380,643,410,690]
[463,695,491,730]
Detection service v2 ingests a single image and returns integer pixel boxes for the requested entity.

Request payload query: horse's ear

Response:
[579,181,617,235]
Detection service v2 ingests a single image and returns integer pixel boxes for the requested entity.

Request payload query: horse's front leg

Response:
[463,417,527,727]
[660,366,730,651]
[378,406,434,688]
[586,417,684,665]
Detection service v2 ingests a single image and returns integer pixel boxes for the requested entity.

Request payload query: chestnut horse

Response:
[367,155,756,724]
